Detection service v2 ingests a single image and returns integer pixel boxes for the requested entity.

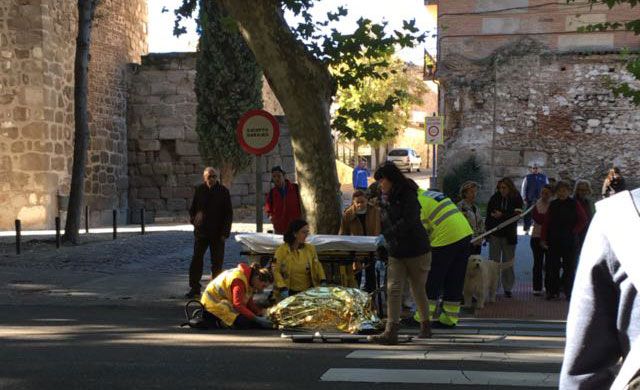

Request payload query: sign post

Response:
[236,109,280,233]
[425,115,444,189]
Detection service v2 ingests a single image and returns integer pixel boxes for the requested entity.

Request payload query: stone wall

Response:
[127,52,295,222]
[0,0,147,229]
[438,38,640,200]
[84,0,148,226]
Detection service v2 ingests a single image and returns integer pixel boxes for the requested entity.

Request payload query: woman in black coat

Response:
[368,162,431,345]
[485,177,524,298]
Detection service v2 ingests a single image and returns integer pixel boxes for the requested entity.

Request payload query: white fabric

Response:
[600,191,640,390]
[235,233,378,253]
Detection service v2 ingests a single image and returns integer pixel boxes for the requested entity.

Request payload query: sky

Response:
[148,0,437,65]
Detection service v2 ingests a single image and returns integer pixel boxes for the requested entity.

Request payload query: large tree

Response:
[63,0,100,244]
[175,0,424,233]
[333,54,427,160]
[194,0,263,187]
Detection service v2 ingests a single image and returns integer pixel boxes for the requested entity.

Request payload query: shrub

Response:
[442,155,484,202]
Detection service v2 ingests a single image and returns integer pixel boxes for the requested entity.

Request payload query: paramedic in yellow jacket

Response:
[417,189,473,328]
[200,262,274,329]
[273,219,327,299]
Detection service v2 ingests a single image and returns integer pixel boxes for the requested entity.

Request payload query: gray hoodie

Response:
[560,189,640,389]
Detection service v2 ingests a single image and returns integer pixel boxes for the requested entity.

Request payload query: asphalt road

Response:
[0,304,564,390]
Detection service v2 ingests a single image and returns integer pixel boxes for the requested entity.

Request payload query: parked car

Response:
[386,148,421,172]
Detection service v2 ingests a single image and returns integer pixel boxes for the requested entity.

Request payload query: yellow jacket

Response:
[272,243,326,292]
[200,266,251,326]
[418,189,473,247]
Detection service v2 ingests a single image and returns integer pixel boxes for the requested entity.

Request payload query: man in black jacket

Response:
[185,167,233,299]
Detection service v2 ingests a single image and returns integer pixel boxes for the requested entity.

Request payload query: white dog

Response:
[463,255,514,308]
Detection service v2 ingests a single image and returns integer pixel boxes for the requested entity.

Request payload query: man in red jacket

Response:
[264,166,302,234]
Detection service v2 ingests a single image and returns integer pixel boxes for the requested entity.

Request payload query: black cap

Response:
[271,166,285,174]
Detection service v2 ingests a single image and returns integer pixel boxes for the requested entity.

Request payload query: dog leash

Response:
[470,204,535,244]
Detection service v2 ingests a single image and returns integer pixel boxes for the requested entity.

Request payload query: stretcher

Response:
[235,233,385,315]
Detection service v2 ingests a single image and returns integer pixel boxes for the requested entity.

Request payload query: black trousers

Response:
[356,263,377,293]
[189,235,225,291]
[546,236,576,297]
[523,201,534,230]
[530,237,547,292]
[426,235,472,302]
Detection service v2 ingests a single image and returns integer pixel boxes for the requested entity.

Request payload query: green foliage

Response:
[174,0,426,102]
[332,54,426,144]
[442,156,485,202]
[194,0,262,173]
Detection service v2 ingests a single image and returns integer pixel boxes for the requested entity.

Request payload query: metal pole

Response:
[15,219,21,255]
[140,208,145,235]
[84,205,89,234]
[430,112,438,189]
[55,217,61,248]
[256,155,263,233]
[112,209,117,240]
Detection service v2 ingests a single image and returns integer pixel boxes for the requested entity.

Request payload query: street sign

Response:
[236,109,280,156]
[425,116,444,145]
[236,109,280,234]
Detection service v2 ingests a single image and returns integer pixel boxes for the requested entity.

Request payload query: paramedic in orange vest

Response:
[265,166,302,234]
[200,263,274,329]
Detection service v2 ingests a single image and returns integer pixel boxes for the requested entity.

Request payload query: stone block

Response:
[175,141,199,156]
[166,198,187,211]
[159,126,184,140]
[230,183,249,196]
[482,17,520,34]
[139,164,153,175]
[173,186,194,198]
[153,162,173,175]
[21,122,47,139]
[138,187,160,199]
[138,140,160,151]
[33,173,59,190]
[11,141,25,153]
[145,199,166,211]
[231,195,242,208]
[160,186,173,199]
[51,157,65,171]
[558,34,613,52]
[523,151,548,167]
[493,150,521,166]
[19,153,50,171]
[0,127,19,139]
[241,195,256,206]
[476,0,528,13]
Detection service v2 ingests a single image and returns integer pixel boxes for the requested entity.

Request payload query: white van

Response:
[386,148,421,172]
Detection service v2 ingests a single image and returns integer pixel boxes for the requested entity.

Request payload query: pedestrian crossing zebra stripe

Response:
[320,368,559,387]
[346,349,564,364]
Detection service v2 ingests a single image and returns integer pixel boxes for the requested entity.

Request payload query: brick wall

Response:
[127,52,296,223]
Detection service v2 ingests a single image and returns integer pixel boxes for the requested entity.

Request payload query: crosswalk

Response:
[319,319,566,388]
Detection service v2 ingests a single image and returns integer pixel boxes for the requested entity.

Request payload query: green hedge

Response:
[442,155,484,202]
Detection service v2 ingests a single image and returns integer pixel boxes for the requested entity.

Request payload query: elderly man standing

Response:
[521,163,549,234]
[185,167,233,299]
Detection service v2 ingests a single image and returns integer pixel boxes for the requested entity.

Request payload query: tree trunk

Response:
[63,0,98,244]
[219,0,341,233]
[219,162,235,189]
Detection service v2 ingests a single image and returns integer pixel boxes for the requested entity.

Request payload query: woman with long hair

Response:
[601,167,626,198]
[485,177,524,298]
[457,181,484,255]
[367,162,432,345]
[272,219,326,300]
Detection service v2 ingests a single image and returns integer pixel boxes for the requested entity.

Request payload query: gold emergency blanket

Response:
[267,287,381,334]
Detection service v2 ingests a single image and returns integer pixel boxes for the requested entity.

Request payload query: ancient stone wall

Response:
[84,0,147,225]
[127,53,295,222]
[439,39,640,200]
[0,0,147,230]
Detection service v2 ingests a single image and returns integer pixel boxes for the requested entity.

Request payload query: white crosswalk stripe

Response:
[319,320,566,388]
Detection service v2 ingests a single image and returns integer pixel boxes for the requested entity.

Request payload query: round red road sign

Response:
[236,109,280,156]
[428,125,440,137]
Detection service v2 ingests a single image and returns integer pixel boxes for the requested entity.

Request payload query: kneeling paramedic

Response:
[200,262,274,329]
[416,189,473,327]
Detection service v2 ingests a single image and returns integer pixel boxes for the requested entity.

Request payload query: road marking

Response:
[431,328,565,337]
[320,368,559,387]
[346,349,563,363]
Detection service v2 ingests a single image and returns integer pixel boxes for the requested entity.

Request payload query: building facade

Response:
[428,0,640,198]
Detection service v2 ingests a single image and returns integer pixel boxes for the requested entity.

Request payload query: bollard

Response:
[85,205,89,234]
[112,209,117,240]
[55,217,61,248]
[140,208,145,235]
[15,219,21,255]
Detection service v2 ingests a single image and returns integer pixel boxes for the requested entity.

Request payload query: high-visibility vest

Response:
[200,266,251,327]
[418,190,473,247]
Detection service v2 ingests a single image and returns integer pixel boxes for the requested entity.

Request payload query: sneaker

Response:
[504,291,512,298]
[533,290,542,296]
[184,289,201,299]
